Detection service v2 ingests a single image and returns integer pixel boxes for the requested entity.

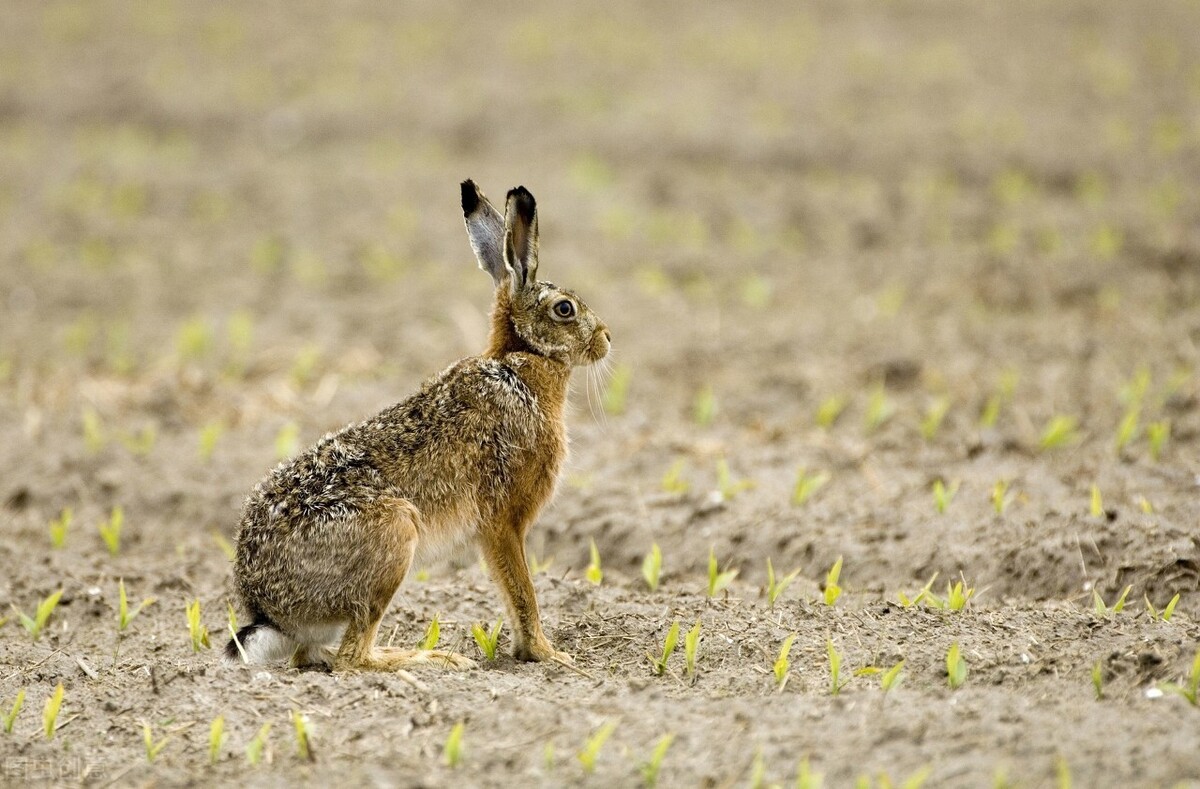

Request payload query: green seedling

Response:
[864,385,894,432]
[98,505,123,555]
[932,480,958,514]
[176,317,213,362]
[796,757,823,789]
[1138,496,1154,514]
[1159,649,1200,706]
[290,345,321,388]
[706,546,738,597]
[14,589,63,641]
[120,425,156,456]
[651,621,680,676]
[1147,420,1170,461]
[443,721,464,767]
[187,599,211,652]
[293,710,313,762]
[823,556,843,606]
[472,617,503,661]
[198,421,224,462]
[715,458,755,499]
[586,538,603,585]
[749,749,767,789]
[881,660,904,692]
[946,643,968,689]
[1113,408,1139,453]
[791,468,830,506]
[642,543,662,592]
[684,621,701,680]
[1092,661,1104,700]
[420,615,440,650]
[1118,367,1151,407]
[43,684,64,739]
[3,690,24,734]
[741,274,772,308]
[1039,416,1079,450]
[1092,585,1131,616]
[48,508,72,549]
[896,573,938,608]
[543,741,555,770]
[82,406,105,453]
[693,385,717,426]
[827,639,849,695]
[209,716,225,764]
[602,364,633,415]
[1145,593,1180,622]
[117,579,155,631]
[774,634,796,689]
[816,395,847,429]
[528,551,553,574]
[212,531,236,561]
[227,603,247,663]
[1089,485,1104,517]
[275,422,300,459]
[577,721,617,774]
[946,580,974,611]
[639,732,674,788]
[920,397,950,440]
[143,721,169,762]
[660,459,690,494]
[992,480,1009,515]
[766,558,801,607]
[245,722,272,766]
[979,371,1018,428]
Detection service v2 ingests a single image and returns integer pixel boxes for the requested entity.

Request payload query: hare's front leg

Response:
[480,521,569,663]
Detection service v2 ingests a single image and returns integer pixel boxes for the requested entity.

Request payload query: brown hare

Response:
[225,181,610,671]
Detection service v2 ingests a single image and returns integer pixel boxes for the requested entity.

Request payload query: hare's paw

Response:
[515,638,572,664]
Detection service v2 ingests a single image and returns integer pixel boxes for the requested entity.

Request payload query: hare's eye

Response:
[552,299,576,321]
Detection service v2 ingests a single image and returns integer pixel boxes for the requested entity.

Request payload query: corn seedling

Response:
[14,589,63,641]
[43,684,64,739]
[176,317,213,361]
[528,551,553,574]
[707,546,738,597]
[543,741,555,770]
[932,479,958,514]
[684,621,701,680]
[816,394,846,429]
[796,757,823,789]
[577,721,617,774]
[212,530,236,561]
[774,634,796,689]
[693,385,717,426]
[1145,593,1180,622]
[1089,485,1104,517]
[98,505,123,555]
[749,749,767,789]
[823,556,843,606]
[827,639,850,695]
[1092,661,1104,700]
[946,643,968,689]
[443,721,464,767]
[293,710,313,762]
[602,364,632,415]
[715,458,755,499]
[945,580,975,611]
[117,579,155,631]
[1159,649,1200,706]
[650,620,680,676]
[420,615,440,650]
[766,558,801,607]
[1139,496,1154,514]
[1039,416,1079,450]
[1092,585,1131,616]
[586,537,603,585]
[639,732,674,788]
[246,723,272,766]
[881,660,904,691]
[209,716,225,764]
[82,406,105,453]
[661,459,690,494]
[198,421,224,462]
[642,543,662,592]
[979,370,1017,428]
[472,617,503,660]
[1056,757,1072,789]
[864,385,894,432]
[275,422,300,459]
[143,721,169,762]
[120,425,156,456]
[896,573,938,608]
[1113,408,1139,453]
[3,690,24,734]
[992,480,1009,515]
[227,603,247,663]
[1147,420,1170,461]
[48,507,72,549]
[920,397,950,440]
[187,599,211,652]
[791,468,830,506]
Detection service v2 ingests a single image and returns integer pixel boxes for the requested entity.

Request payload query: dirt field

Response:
[2,0,1200,786]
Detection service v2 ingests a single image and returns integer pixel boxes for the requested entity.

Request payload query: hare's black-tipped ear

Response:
[461,180,507,286]
[503,186,539,291]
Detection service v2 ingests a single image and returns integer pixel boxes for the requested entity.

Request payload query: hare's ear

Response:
[461,179,507,286]
[503,186,539,291]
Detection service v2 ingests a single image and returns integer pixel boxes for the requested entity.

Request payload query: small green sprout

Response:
[227,604,248,664]
[816,395,847,429]
[1113,408,1139,453]
[979,370,1018,428]
[693,385,717,426]
[920,397,950,441]
[642,543,662,592]
[660,459,690,494]
[1147,420,1170,461]
[586,538,603,585]
[639,733,675,788]
[715,458,755,499]
[881,660,904,692]
[684,621,701,680]
[289,345,321,388]
[543,741,555,770]
[1092,585,1131,616]
[749,749,767,789]
[1139,496,1154,514]
[143,721,169,762]
[1145,593,1180,622]
[827,639,849,695]
[209,716,225,764]
[791,468,830,506]
[766,558,801,607]
[650,621,680,676]
[471,617,503,661]
[245,723,272,766]
[120,425,156,456]
[1056,756,1072,789]
[1092,661,1103,700]
[1039,416,1079,450]
[420,614,440,650]
[896,573,938,608]
[602,364,632,415]
[774,634,796,689]
[946,643,968,689]
[117,579,155,632]
[14,589,64,641]
[932,479,958,514]
[577,721,617,774]
[823,556,843,606]
[1089,485,1104,517]
[943,580,975,611]
[82,406,105,454]
[275,422,300,459]
[528,551,553,574]
[796,757,823,789]
[97,505,124,555]
[3,690,24,734]
[198,421,225,462]
[293,710,313,762]
[48,507,72,549]
[992,480,1009,515]
[706,546,738,597]
[176,316,213,362]
[864,385,894,432]
[43,684,64,739]
[212,531,236,561]
[1158,649,1200,706]
[187,599,211,652]
[443,721,464,767]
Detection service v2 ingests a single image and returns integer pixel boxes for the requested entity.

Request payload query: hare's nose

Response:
[602,329,611,344]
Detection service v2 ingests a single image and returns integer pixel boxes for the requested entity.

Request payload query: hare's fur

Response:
[226,182,609,672]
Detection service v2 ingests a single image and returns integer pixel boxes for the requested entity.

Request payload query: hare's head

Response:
[462,180,610,366]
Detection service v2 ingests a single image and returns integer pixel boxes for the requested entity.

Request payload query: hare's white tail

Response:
[223,620,295,666]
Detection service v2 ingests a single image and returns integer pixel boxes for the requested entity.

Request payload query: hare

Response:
[224,181,610,672]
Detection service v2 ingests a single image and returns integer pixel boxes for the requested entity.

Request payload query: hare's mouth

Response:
[584,327,611,364]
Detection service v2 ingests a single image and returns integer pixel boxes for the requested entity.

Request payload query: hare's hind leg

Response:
[332,498,474,673]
